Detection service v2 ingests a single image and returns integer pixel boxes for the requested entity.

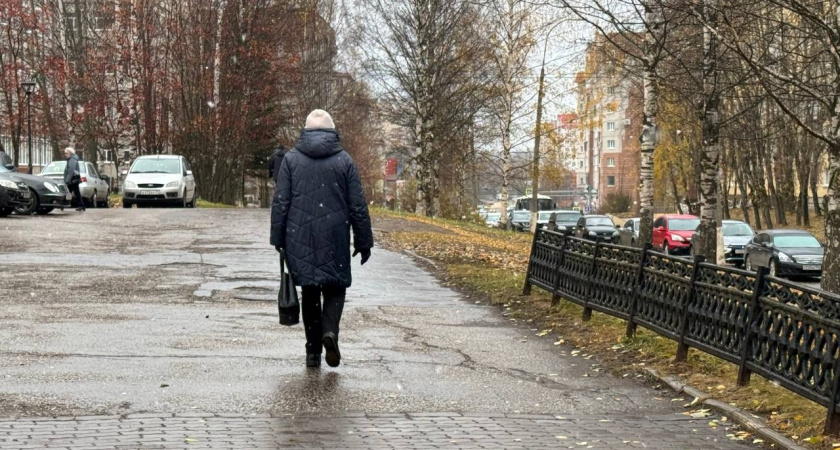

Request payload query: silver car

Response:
[39,160,111,208]
[122,155,196,208]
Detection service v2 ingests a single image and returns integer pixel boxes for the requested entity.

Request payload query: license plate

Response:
[734,249,744,255]
[140,190,159,195]
[803,265,822,271]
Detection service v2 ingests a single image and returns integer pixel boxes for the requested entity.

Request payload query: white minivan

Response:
[121,155,197,208]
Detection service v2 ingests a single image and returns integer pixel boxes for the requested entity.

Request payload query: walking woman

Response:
[270,109,373,368]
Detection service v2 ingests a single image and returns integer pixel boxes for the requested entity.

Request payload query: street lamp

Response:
[21,79,36,174]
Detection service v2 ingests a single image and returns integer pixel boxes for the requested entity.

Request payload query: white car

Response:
[122,155,197,208]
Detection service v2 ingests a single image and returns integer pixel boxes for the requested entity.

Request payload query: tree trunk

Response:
[812,164,823,216]
[638,0,663,247]
[530,64,546,233]
[824,149,840,293]
[696,0,721,263]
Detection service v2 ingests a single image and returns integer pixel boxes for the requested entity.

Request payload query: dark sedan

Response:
[744,229,823,278]
[0,174,31,217]
[0,165,71,215]
[549,210,583,235]
[574,215,619,243]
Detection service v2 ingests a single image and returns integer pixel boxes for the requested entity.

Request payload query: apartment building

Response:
[573,35,640,211]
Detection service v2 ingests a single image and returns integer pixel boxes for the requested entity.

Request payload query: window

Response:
[607,140,616,149]
[607,176,616,186]
[579,177,585,185]
[654,217,665,228]
[608,86,617,95]
[607,158,615,167]
[579,161,584,168]
[607,122,615,131]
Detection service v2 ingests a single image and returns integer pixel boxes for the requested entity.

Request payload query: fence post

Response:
[675,255,706,362]
[522,229,540,296]
[824,361,840,434]
[737,265,768,386]
[581,241,601,322]
[550,234,568,307]
[625,243,652,337]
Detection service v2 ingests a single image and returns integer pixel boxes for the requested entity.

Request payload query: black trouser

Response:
[68,182,84,209]
[301,285,346,354]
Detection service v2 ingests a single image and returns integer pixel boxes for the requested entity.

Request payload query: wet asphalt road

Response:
[0,209,757,449]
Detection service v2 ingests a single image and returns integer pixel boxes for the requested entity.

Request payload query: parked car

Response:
[689,219,755,267]
[0,165,71,215]
[40,160,110,208]
[574,215,619,242]
[548,210,583,235]
[509,210,531,232]
[617,217,641,246]
[122,155,197,208]
[0,173,31,217]
[485,212,502,228]
[744,229,823,278]
[652,214,701,255]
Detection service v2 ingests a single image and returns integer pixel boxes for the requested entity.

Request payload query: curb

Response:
[644,368,805,450]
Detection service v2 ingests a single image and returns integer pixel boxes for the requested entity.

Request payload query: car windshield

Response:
[539,212,552,221]
[555,212,581,222]
[486,213,501,221]
[513,212,530,221]
[586,217,613,227]
[41,162,67,174]
[722,222,754,237]
[131,159,181,174]
[669,218,701,231]
[774,235,821,248]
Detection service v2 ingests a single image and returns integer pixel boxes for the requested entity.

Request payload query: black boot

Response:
[322,332,340,367]
[306,354,321,368]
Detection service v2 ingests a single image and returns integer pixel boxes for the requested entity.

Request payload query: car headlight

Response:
[777,252,792,263]
[0,179,17,189]
[612,231,619,237]
[558,225,566,231]
[724,246,732,254]
[44,182,59,193]
[166,181,181,188]
[125,181,136,188]
[672,234,685,242]
[588,231,597,237]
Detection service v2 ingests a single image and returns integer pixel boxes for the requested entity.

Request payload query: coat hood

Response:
[295,129,343,159]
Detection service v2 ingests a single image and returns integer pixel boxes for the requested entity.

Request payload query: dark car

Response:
[690,220,755,267]
[574,215,619,243]
[510,210,531,232]
[0,173,31,217]
[744,230,823,278]
[0,165,71,215]
[549,210,583,235]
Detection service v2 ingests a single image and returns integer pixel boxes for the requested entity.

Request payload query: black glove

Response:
[275,246,284,254]
[353,249,371,265]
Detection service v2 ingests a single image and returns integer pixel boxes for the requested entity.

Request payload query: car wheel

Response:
[122,200,133,209]
[14,188,38,215]
[187,191,196,208]
[631,238,636,247]
[88,191,98,208]
[744,255,752,272]
[769,259,778,278]
[663,241,671,255]
[35,207,54,215]
[182,189,188,208]
[98,190,110,208]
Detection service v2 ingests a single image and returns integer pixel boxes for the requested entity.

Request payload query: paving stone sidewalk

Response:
[0,412,754,449]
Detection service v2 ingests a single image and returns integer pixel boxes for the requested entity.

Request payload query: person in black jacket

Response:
[270,109,373,368]
[267,145,287,181]
[63,148,85,212]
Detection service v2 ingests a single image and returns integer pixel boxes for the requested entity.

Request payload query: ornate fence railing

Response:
[523,228,840,433]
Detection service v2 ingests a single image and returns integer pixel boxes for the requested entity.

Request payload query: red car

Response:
[653,214,701,255]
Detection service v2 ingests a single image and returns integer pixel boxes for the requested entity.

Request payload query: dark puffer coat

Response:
[270,128,373,287]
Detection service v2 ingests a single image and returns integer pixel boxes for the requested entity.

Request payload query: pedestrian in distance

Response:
[270,109,373,369]
[0,144,13,170]
[63,147,85,212]
[268,145,288,182]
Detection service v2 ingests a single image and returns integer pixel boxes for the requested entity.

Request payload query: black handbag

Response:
[278,251,300,326]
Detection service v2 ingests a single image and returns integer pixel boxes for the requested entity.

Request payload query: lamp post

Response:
[21,79,36,174]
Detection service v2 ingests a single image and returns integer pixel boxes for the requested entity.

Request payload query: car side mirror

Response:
[3,163,14,170]
[762,242,774,249]
[121,170,128,176]
[186,170,193,176]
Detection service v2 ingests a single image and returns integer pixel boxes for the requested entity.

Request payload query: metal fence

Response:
[523,228,840,434]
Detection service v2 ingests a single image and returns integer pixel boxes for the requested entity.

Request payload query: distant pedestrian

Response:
[270,109,373,368]
[268,145,288,182]
[63,147,85,212]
